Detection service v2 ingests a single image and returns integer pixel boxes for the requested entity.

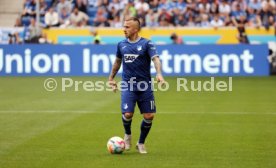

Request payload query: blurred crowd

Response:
[9,0,276,43]
[18,0,276,28]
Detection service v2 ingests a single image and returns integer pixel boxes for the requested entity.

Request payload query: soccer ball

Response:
[107,136,125,154]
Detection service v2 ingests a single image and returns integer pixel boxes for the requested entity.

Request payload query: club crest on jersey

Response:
[124,103,128,109]
[124,54,139,63]
[137,45,142,51]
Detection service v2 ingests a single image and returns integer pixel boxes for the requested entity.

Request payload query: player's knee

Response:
[124,112,133,119]
[143,113,154,120]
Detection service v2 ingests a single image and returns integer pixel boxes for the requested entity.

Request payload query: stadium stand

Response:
[16,0,275,28]
[0,0,23,27]
[0,0,275,44]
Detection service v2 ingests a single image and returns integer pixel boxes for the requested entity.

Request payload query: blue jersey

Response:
[116,37,158,83]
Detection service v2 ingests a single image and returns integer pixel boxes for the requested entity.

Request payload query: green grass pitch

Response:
[0,77,276,168]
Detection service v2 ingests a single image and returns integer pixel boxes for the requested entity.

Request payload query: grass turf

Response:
[0,77,276,168]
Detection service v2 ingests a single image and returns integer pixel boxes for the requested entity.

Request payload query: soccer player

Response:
[108,17,164,154]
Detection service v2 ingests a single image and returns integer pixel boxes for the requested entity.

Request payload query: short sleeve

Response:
[116,43,122,59]
[147,40,158,59]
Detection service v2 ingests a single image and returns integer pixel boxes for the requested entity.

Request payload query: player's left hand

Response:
[156,73,165,86]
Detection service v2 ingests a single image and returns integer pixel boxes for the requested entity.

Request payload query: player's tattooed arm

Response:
[152,56,165,84]
[152,56,162,75]
[109,57,122,80]
[109,57,122,92]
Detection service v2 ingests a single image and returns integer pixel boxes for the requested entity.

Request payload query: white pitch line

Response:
[0,110,275,115]
[0,110,116,114]
[160,111,276,115]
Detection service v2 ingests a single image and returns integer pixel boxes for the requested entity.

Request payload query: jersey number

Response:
[150,100,155,110]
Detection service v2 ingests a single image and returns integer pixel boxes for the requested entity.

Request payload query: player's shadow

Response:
[106,150,142,157]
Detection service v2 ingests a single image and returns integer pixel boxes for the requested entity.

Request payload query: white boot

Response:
[124,134,132,150]
[136,143,147,154]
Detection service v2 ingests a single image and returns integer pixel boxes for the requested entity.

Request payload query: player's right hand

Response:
[108,79,118,93]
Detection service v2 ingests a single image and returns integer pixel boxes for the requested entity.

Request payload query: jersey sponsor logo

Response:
[122,46,127,50]
[124,54,139,63]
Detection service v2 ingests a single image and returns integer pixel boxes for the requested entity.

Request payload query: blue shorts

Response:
[121,90,156,114]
